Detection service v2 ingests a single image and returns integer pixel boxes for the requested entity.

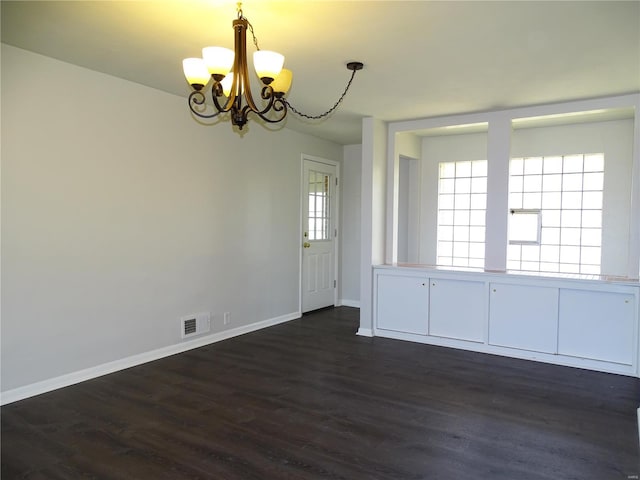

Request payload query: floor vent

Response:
[183,318,197,336]
[181,312,211,339]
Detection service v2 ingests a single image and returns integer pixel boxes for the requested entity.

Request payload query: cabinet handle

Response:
[493,288,497,292]
[421,283,426,286]
[625,299,629,303]
[432,282,436,286]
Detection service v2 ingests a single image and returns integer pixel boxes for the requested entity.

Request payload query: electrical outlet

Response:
[224,312,230,325]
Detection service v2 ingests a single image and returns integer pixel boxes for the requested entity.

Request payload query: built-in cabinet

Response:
[376,272,428,334]
[557,289,635,365]
[488,283,558,354]
[374,266,640,377]
[429,278,485,343]
[376,271,485,342]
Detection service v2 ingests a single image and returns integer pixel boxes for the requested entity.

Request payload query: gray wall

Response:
[339,144,361,306]
[1,44,344,393]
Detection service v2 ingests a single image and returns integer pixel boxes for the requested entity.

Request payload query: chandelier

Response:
[182,2,363,130]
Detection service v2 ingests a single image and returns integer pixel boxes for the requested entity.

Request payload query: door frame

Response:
[299,154,340,314]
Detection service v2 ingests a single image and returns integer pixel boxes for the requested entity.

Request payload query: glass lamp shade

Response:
[253,50,284,83]
[220,72,234,97]
[271,68,292,95]
[202,47,234,76]
[182,58,210,87]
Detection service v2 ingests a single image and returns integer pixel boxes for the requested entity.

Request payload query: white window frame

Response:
[509,209,542,245]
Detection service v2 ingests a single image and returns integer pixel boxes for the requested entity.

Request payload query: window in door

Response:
[308,170,331,240]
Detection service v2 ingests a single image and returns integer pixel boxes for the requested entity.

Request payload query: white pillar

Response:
[484,112,512,271]
[358,117,387,336]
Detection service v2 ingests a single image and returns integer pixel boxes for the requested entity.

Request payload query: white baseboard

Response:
[356,327,373,337]
[1,311,300,406]
[339,299,360,308]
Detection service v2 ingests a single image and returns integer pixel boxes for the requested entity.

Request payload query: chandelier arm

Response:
[284,66,360,120]
[247,86,279,116]
[211,83,237,113]
[253,97,288,124]
[188,90,222,119]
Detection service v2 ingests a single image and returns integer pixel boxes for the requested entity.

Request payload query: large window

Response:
[507,153,604,274]
[436,160,487,268]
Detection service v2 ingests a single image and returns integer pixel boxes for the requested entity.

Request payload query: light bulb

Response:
[253,50,284,84]
[220,72,234,97]
[271,68,293,95]
[202,47,234,79]
[182,58,210,89]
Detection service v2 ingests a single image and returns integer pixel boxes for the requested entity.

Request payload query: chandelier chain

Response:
[237,3,261,51]
[284,68,358,120]
[247,20,260,51]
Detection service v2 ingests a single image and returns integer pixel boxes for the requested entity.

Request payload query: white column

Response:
[484,112,512,271]
[359,117,387,336]
[385,133,399,265]
[628,100,640,279]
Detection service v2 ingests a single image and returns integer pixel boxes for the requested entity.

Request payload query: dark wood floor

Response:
[2,307,639,479]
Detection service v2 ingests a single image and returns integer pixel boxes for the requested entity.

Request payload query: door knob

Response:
[303,242,311,248]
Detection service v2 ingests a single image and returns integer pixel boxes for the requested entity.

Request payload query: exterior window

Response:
[308,170,330,240]
[436,160,487,268]
[507,154,604,274]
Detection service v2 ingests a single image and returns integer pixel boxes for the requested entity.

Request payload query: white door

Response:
[302,158,337,313]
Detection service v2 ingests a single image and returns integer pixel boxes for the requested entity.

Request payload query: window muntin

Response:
[437,160,487,268]
[507,153,604,274]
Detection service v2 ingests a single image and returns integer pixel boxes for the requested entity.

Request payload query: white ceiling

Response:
[2,0,639,145]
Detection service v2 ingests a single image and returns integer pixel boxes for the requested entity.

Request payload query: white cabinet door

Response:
[376,273,429,335]
[558,289,636,365]
[489,283,558,354]
[429,278,485,342]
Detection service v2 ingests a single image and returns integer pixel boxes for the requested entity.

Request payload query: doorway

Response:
[301,156,338,313]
